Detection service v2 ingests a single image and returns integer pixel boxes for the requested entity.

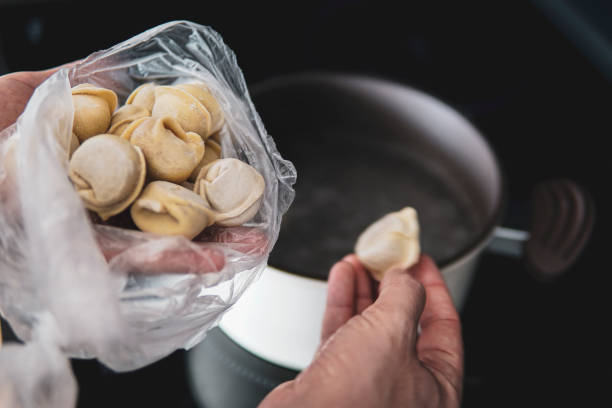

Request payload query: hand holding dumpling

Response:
[355,207,421,281]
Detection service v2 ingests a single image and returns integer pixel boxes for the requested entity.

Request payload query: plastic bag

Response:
[0,19,296,392]
[0,321,77,408]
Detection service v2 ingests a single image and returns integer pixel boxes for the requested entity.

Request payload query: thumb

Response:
[258,381,298,408]
[368,265,426,343]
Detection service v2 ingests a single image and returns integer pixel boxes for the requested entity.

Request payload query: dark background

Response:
[0,0,610,407]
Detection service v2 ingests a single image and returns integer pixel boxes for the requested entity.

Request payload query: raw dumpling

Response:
[354,207,421,281]
[68,134,146,221]
[125,82,156,112]
[108,104,150,137]
[194,158,265,227]
[176,81,224,135]
[122,116,204,184]
[151,86,211,138]
[68,132,80,157]
[131,181,215,239]
[188,138,222,182]
[71,84,118,142]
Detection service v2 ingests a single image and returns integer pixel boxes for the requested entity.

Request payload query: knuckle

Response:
[389,272,426,303]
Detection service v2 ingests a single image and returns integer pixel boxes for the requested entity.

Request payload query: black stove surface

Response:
[0,1,608,407]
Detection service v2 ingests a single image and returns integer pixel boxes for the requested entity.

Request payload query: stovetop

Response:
[0,1,608,407]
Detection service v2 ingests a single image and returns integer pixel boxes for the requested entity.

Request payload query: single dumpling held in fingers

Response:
[122,116,204,184]
[71,84,118,142]
[68,134,146,221]
[354,207,421,281]
[194,158,265,227]
[131,181,215,239]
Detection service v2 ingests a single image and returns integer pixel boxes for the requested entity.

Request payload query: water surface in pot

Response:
[267,133,483,280]
[254,74,501,281]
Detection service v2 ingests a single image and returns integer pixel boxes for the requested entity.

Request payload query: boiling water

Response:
[268,138,483,280]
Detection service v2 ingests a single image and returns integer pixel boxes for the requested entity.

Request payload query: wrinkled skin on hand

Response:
[259,255,464,408]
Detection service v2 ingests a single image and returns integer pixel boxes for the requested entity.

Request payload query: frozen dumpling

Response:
[71,84,118,142]
[194,158,264,227]
[188,138,222,182]
[68,134,146,221]
[125,82,156,112]
[354,207,421,281]
[176,81,224,135]
[69,132,80,157]
[131,181,215,239]
[122,116,204,184]
[108,104,150,137]
[151,86,211,138]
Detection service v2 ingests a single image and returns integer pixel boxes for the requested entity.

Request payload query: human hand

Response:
[0,67,67,133]
[1,66,268,276]
[96,225,269,275]
[259,254,464,408]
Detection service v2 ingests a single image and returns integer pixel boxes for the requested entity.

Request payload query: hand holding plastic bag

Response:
[0,20,296,406]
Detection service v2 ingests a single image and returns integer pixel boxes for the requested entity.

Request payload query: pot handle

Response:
[487,179,595,282]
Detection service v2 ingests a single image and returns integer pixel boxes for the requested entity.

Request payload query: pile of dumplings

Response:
[67,81,265,240]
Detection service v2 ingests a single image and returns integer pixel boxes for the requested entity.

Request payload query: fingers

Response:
[3,65,63,90]
[321,261,357,343]
[0,61,80,132]
[258,381,298,408]
[341,255,374,314]
[409,255,463,390]
[130,247,226,274]
[102,243,226,275]
[198,226,269,257]
[321,255,375,343]
[27,61,81,88]
[375,264,426,320]
[96,226,269,275]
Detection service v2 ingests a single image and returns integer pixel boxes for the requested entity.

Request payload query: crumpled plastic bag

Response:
[0,20,296,405]
[0,319,77,408]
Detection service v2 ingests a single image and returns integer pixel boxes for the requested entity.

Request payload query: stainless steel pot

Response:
[218,72,503,370]
[188,72,594,406]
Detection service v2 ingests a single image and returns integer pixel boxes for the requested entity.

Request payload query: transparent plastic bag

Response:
[0,19,295,387]
[0,320,77,408]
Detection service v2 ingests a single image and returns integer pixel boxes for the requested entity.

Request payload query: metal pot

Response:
[188,72,594,407]
[220,71,503,368]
